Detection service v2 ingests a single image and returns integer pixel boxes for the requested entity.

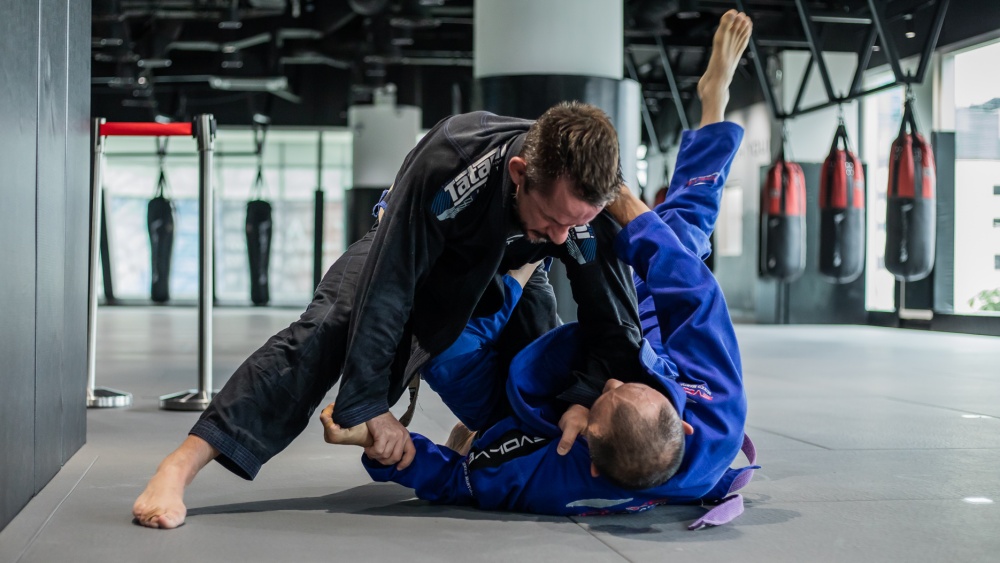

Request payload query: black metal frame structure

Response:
[735,0,950,120]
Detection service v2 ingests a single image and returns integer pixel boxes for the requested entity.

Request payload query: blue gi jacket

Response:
[363,122,755,516]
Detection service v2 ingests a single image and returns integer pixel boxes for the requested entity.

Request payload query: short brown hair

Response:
[521,102,624,207]
[588,401,686,490]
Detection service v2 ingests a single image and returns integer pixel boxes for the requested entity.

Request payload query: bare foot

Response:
[444,422,477,456]
[697,9,752,127]
[320,402,374,447]
[133,464,189,529]
[133,435,217,529]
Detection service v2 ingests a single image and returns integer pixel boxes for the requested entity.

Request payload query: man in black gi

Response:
[134,102,644,529]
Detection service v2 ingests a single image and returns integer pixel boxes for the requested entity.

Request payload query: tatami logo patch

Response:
[433,147,504,221]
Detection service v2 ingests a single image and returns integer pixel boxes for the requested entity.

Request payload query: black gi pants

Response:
[189,226,560,480]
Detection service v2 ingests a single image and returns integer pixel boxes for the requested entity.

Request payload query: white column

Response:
[474,0,623,80]
[348,89,421,188]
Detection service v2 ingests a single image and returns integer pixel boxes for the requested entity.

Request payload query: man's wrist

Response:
[607,187,650,227]
[333,401,390,428]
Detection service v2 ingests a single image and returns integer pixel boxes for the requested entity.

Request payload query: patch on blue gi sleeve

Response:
[685,172,720,187]
[466,429,549,471]
[679,382,713,401]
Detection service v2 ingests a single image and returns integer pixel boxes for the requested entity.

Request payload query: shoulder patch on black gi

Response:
[564,224,597,264]
[433,145,506,221]
[466,429,549,471]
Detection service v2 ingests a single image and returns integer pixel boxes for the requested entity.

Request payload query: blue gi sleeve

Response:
[614,210,746,499]
[362,433,475,506]
[420,275,523,429]
[657,121,744,259]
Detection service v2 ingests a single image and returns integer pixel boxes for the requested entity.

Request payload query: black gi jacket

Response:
[332,111,644,428]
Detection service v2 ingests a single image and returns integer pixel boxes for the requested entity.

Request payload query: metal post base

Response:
[87,387,133,409]
[159,390,218,411]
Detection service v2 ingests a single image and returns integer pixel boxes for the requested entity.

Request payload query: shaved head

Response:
[587,380,686,490]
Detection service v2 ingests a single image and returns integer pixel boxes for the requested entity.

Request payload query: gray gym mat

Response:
[1,309,997,562]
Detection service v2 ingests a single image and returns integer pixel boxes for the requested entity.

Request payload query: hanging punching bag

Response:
[653,186,668,206]
[819,120,866,283]
[147,170,175,303]
[884,97,936,281]
[246,168,272,305]
[760,150,806,281]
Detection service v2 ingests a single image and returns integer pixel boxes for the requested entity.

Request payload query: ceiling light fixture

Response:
[677,0,700,20]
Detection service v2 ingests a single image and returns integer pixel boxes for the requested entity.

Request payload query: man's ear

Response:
[682,421,694,435]
[590,462,600,478]
[508,156,527,190]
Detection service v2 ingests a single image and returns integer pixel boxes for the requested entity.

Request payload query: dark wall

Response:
[0,0,90,532]
[743,163,868,325]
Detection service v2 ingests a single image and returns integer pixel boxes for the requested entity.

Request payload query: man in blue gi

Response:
[320,10,757,527]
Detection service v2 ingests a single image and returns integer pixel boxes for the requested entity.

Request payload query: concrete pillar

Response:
[345,85,421,247]
[472,0,638,322]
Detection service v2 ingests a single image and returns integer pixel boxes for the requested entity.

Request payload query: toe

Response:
[158,513,181,529]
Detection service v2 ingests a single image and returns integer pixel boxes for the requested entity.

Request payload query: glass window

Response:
[861,74,905,312]
[102,129,352,306]
[952,39,1000,316]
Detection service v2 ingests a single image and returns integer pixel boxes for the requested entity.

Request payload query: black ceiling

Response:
[91,0,993,135]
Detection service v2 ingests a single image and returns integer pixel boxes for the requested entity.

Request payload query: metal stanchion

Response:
[87,117,133,408]
[160,114,218,411]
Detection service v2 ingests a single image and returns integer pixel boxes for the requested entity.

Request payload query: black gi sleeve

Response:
[332,127,455,428]
[556,210,645,407]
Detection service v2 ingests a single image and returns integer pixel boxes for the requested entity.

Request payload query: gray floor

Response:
[2,307,999,562]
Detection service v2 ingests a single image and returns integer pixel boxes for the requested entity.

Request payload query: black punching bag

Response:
[246,168,272,305]
[760,152,806,281]
[147,170,175,303]
[819,121,866,283]
[884,97,936,281]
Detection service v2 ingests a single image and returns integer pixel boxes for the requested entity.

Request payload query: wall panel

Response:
[63,0,91,463]
[0,0,40,530]
[34,0,71,491]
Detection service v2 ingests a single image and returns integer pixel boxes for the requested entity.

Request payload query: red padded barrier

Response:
[99,122,193,137]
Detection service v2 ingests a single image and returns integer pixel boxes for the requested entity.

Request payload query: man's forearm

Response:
[362,433,475,506]
[561,212,645,399]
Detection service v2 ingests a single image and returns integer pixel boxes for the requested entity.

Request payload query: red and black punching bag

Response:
[760,149,806,281]
[653,186,668,207]
[147,169,175,303]
[884,97,936,281]
[819,121,866,283]
[246,168,272,305]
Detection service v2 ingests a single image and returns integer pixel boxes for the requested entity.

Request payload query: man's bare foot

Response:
[320,402,374,447]
[133,435,217,529]
[444,422,477,456]
[606,184,651,227]
[697,10,752,127]
[133,464,188,529]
